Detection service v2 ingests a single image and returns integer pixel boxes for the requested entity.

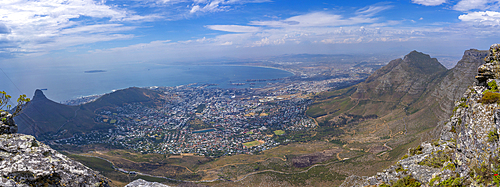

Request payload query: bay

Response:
[0,64,293,102]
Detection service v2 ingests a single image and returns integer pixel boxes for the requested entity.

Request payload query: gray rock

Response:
[0,133,109,186]
[125,179,171,187]
[340,44,500,186]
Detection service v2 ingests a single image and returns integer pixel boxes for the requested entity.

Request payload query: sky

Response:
[1,0,500,68]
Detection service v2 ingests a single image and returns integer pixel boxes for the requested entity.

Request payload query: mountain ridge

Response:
[340,44,500,186]
[14,87,163,140]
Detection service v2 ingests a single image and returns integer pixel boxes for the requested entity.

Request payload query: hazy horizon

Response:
[0,0,497,67]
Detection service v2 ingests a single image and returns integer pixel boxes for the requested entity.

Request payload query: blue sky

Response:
[1,0,500,68]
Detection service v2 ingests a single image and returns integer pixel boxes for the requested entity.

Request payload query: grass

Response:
[243,140,263,148]
[256,165,346,186]
[274,130,285,135]
[67,154,172,186]
[197,142,338,171]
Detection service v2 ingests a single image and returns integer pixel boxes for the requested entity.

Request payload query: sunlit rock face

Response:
[477,44,500,85]
[341,44,500,186]
[0,116,109,186]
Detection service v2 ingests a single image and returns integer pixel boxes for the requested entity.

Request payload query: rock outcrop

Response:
[125,179,171,187]
[0,111,110,186]
[0,111,17,134]
[340,44,500,186]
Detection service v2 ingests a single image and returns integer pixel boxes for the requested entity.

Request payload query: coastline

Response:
[60,65,293,104]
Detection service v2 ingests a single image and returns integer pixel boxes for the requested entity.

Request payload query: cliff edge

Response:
[0,111,109,186]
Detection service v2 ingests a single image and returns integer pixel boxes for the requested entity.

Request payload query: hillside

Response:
[14,87,163,140]
[340,44,500,186]
[306,49,486,149]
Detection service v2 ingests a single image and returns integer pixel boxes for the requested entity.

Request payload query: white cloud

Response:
[147,0,271,14]
[458,11,500,26]
[453,0,490,11]
[206,25,260,32]
[412,0,446,6]
[250,12,376,27]
[0,0,159,56]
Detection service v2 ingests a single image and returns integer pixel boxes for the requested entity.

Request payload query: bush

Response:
[488,80,499,92]
[0,91,30,116]
[488,130,499,142]
[393,175,422,187]
[480,91,500,104]
[409,145,423,156]
[418,150,451,168]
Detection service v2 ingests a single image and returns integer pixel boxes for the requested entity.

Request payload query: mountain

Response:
[0,112,109,186]
[14,87,163,140]
[340,44,500,186]
[306,49,486,143]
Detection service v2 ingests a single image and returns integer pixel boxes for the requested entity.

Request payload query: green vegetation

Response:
[480,91,500,104]
[243,140,263,147]
[488,80,499,92]
[380,135,391,140]
[259,165,346,186]
[0,90,30,116]
[195,104,206,113]
[392,175,422,187]
[429,176,441,186]
[273,130,285,135]
[409,145,423,156]
[418,150,451,168]
[401,154,409,160]
[470,162,495,185]
[443,162,455,171]
[458,102,468,108]
[488,129,499,142]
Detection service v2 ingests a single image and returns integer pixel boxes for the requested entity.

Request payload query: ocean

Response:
[0,64,293,102]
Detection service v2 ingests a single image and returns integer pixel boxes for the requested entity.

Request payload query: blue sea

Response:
[0,64,293,102]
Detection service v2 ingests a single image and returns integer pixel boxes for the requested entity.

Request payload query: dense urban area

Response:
[54,61,383,157]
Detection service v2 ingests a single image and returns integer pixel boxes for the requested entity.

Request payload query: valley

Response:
[10,50,488,186]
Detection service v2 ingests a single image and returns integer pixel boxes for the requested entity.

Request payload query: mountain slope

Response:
[340,44,500,187]
[305,49,487,168]
[15,87,163,140]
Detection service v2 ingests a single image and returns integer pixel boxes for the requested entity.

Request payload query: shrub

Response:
[393,175,422,187]
[418,150,451,168]
[409,145,423,156]
[438,176,464,186]
[488,129,499,142]
[480,91,500,104]
[0,91,30,116]
[488,80,499,92]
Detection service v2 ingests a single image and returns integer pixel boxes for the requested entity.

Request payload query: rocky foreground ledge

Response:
[341,44,500,186]
[0,133,110,186]
[1,109,110,186]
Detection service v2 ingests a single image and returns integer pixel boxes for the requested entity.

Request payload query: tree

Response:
[0,91,30,117]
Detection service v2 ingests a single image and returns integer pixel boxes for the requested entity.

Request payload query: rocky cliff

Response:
[0,111,110,186]
[340,44,500,186]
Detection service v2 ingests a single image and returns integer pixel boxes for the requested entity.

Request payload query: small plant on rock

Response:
[488,129,499,142]
[488,80,499,92]
[480,91,500,104]
[392,175,422,187]
[409,145,423,156]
